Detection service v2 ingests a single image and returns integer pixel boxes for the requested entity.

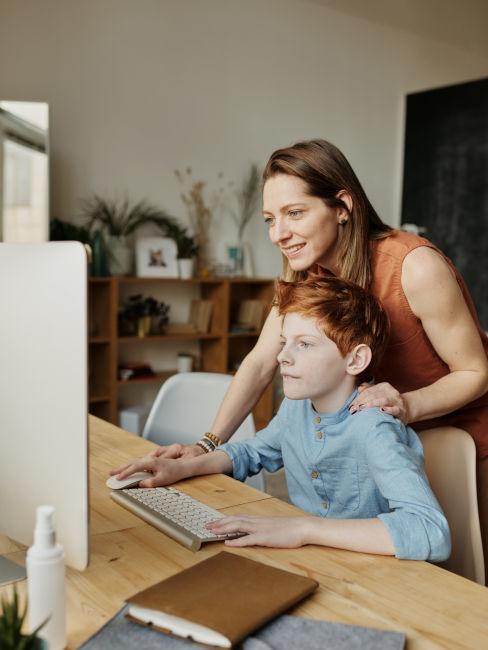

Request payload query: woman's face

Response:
[262,174,342,272]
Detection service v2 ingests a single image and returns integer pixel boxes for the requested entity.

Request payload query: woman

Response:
[118,140,488,576]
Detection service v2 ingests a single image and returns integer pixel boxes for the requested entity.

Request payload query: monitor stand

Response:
[0,556,26,587]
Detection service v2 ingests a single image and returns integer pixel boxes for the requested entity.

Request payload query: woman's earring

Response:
[339,216,348,225]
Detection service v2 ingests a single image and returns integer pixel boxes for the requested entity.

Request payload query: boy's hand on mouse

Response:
[206,515,310,548]
[111,456,186,488]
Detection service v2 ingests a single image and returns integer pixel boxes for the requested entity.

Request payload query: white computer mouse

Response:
[106,471,153,490]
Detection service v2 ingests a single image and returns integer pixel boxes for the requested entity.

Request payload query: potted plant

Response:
[118,294,170,338]
[81,196,178,276]
[174,228,199,279]
[0,586,47,649]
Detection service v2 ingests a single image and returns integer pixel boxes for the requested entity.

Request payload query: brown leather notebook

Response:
[125,551,319,648]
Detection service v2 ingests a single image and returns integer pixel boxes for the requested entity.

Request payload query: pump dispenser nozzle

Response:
[33,505,56,549]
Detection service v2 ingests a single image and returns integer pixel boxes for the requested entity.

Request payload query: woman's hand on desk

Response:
[207,515,311,548]
[151,443,205,459]
[110,455,186,487]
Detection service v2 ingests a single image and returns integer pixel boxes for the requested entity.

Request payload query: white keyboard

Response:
[110,486,244,551]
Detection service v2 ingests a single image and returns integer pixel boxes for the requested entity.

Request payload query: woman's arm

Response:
[148,306,282,461]
[210,306,282,441]
[113,450,233,488]
[351,246,488,422]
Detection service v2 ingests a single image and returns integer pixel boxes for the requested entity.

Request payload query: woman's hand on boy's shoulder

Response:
[350,382,411,423]
[206,515,311,548]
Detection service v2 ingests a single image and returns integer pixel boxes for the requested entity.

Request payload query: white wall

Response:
[1,0,487,276]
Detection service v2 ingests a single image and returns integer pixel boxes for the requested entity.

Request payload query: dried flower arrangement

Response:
[174,168,225,275]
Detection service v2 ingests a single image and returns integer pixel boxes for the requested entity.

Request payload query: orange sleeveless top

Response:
[369,230,488,459]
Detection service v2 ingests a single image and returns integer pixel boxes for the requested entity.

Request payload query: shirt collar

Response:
[308,388,358,426]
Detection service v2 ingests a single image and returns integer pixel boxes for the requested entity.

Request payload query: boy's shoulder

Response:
[350,407,408,438]
[351,407,422,452]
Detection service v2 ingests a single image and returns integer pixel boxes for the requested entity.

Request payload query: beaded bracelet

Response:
[203,432,222,447]
[196,439,214,454]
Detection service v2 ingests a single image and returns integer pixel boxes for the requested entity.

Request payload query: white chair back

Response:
[418,427,485,585]
[143,372,264,491]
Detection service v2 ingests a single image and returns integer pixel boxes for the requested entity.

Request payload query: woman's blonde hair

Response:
[263,139,392,289]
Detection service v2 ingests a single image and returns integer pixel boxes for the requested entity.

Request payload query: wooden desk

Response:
[2,416,488,649]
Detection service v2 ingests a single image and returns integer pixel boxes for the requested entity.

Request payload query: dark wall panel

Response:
[402,77,488,328]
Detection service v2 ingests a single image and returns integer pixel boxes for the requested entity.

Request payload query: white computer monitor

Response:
[0,242,89,581]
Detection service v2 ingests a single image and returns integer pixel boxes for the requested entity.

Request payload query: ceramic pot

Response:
[109,236,133,276]
[178,258,194,279]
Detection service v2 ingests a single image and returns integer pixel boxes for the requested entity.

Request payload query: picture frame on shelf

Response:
[135,237,178,278]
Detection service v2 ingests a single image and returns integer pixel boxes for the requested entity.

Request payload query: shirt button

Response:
[315,431,323,440]
[323,500,329,509]
[314,416,321,424]
[311,470,319,479]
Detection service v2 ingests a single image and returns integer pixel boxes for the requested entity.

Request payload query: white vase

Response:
[178,258,194,279]
[243,242,254,277]
[109,236,133,276]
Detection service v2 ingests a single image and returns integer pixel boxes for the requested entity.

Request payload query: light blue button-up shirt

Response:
[220,389,451,561]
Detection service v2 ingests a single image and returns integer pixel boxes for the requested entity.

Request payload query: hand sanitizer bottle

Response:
[27,505,66,649]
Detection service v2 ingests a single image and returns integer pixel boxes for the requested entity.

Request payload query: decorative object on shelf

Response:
[166,299,213,335]
[135,236,178,278]
[177,352,194,373]
[81,196,178,276]
[230,300,266,333]
[172,228,198,279]
[118,362,156,381]
[175,168,225,277]
[118,294,170,337]
[228,164,260,277]
[178,258,194,279]
[190,299,213,333]
[0,584,47,650]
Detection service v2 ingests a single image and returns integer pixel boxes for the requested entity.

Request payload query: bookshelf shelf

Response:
[88,276,275,430]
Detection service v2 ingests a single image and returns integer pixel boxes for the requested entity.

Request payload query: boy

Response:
[113,276,450,561]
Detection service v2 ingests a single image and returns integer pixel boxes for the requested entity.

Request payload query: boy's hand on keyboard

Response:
[206,515,310,548]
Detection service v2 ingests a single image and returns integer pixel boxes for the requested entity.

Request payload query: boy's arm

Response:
[363,419,451,561]
[209,514,396,554]
[214,402,287,481]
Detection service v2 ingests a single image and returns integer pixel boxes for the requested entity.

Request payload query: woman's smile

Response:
[281,243,306,258]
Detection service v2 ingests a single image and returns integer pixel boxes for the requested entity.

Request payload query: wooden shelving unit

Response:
[88,276,275,430]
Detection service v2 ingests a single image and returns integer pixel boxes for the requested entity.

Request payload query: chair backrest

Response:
[418,427,485,585]
[142,372,264,491]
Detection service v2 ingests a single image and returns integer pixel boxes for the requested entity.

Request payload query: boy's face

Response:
[277,312,353,409]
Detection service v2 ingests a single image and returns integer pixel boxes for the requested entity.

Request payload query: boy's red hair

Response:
[275,275,390,376]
